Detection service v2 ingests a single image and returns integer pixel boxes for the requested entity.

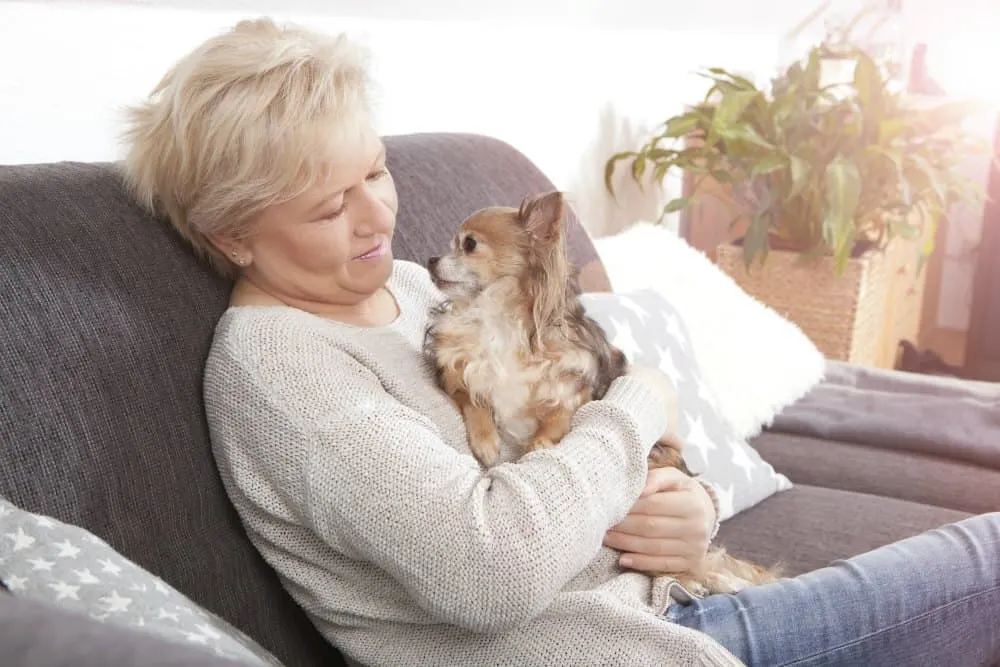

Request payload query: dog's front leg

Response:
[462,401,502,467]
[440,367,501,467]
[526,406,573,453]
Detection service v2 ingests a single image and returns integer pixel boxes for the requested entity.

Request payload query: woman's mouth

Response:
[354,242,387,261]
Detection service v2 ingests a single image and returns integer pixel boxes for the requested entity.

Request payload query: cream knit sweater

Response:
[204,260,743,667]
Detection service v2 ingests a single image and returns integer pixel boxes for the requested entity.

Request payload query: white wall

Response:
[1,0,996,330]
[0,1,787,238]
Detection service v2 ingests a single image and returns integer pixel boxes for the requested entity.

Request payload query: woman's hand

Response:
[603,467,717,574]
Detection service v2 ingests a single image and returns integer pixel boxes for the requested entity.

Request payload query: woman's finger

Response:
[617,552,692,574]
[629,487,703,520]
[603,530,699,558]
[607,514,690,540]
[639,466,689,497]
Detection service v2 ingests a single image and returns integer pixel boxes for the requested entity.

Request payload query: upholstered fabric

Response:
[0,594,250,667]
[0,133,602,667]
[752,431,1000,516]
[579,289,792,519]
[716,484,971,576]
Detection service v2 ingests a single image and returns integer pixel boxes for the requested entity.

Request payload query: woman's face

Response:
[236,122,398,309]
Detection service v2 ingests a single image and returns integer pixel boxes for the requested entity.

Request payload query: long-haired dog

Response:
[424,190,778,596]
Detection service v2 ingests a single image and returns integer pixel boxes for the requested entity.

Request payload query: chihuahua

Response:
[424,191,777,596]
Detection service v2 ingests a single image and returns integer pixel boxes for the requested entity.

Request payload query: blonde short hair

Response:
[121,17,371,277]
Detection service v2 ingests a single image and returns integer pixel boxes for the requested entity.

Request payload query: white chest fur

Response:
[433,289,597,447]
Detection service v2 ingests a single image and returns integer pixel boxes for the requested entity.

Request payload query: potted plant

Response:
[605,40,989,366]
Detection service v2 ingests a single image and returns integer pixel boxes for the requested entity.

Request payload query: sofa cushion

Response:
[716,484,971,576]
[0,498,280,666]
[752,431,1000,516]
[579,289,792,520]
[0,133,598,666]
[0,594,251,667]
[592,223,826,441]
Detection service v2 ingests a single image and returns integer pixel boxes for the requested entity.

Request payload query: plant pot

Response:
[716,240,929,368]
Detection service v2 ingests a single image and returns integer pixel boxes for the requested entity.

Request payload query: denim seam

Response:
[783,583,1000,666]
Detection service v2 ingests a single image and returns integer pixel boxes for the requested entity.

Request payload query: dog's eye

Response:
[462,236,478,253]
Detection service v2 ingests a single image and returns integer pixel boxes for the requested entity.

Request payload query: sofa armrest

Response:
[0,594,256,667]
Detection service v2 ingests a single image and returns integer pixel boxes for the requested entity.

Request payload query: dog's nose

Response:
[427,257,439,271]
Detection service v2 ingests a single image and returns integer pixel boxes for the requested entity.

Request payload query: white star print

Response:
[48,580,81,601]
[6,574,27,591]
[610,317,642,362]
[85,534,105,545]
[153,580,171,595]
[5,527,36,552]
[132,617,146,628]
[654,343,685,386]
[157,608,180,622]
[683,412,717,462]
[0,505,11,518]
[195,624,223,641]
[98,558,122,576]
[99,590,132,613]
[34,516,56,529]
[664,315,686,346]
[28,557,55,572]
[728,440,757,480]
[180,630,210,645]
[619,297,649,324]
[130,583,148,593]
[73,568,100,584]
[54,539,81,559]
[89,611,110,622]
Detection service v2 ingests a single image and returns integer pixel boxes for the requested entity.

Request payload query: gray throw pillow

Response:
[0,498,282,666]
[580,289,792,519]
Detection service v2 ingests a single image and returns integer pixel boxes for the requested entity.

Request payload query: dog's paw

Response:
[527,436,557,452]
[469,433,501,468]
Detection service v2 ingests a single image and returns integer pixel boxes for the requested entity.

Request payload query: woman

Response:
[121,18,1000,667]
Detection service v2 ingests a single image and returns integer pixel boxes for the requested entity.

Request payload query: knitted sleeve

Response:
[303,358,666,634]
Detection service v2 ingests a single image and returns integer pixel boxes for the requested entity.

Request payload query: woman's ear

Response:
[208,232,252,268]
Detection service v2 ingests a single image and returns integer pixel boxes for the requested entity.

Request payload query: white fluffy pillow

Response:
[592,223,826,439]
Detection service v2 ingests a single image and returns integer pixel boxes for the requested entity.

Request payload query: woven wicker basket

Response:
[716,242,904,366]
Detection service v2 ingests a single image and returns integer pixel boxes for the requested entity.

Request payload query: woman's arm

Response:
[304,372,667,633]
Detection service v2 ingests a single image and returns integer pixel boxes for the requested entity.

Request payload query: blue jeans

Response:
[667,513,1000,666]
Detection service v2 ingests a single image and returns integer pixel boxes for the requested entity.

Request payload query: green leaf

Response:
[743,209,771,269]
[604,151,635,196]
[717,123,773,150]
[751,154,787,177]
[631,155,647,184]
[662,111,703,138]
[706,67,757,91]
[712,90,758,132]
[823,155,862,272]
[878,119,907,144]
[853,50,881,108]
[788,156,810,198]
[663,197,694,214]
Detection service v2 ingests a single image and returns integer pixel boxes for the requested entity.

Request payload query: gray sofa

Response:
[1,132,997,666]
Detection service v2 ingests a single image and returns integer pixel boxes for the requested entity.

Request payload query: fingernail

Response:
[619,555,633,568]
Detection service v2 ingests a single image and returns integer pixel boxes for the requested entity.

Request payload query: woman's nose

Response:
[354,189,395,235]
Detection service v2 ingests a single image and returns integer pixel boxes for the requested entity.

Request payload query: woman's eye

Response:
[319,203,347,220]
[462,236,477,253]
[367,168,389,181]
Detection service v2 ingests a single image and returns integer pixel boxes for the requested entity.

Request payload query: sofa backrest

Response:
[0,132,606,666]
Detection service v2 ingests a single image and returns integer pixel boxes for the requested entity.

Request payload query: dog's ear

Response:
[518,191,565,243]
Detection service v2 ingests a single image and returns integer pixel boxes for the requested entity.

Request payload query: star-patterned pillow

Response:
[579,289,792,519]
[0,498,282,666]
